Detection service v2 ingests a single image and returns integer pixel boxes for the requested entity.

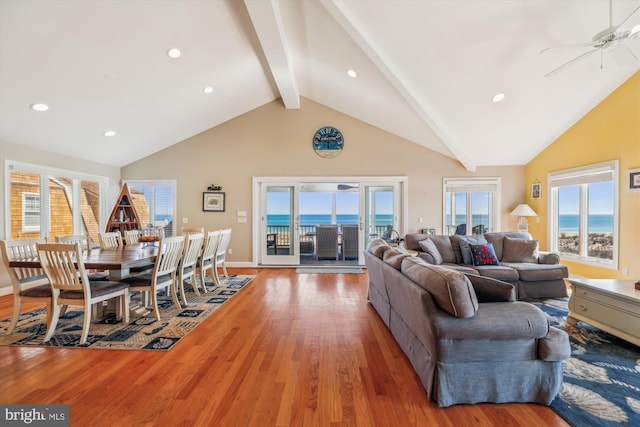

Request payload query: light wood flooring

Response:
[0,268,569,426]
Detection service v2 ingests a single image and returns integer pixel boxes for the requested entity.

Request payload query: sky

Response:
[559,182,614,215]
[267,190,392,215]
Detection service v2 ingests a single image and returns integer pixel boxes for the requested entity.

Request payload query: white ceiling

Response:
[1,0,638,170]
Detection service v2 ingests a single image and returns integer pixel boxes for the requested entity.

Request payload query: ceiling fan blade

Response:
[544,48,600,77]
[614,6,640,37]
[540,41,594,54]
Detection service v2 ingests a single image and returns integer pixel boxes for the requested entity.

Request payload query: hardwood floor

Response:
[0,268,569,426]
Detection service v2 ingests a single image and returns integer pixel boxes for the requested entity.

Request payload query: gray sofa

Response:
[403,231,569,299]
[365,239,570,407]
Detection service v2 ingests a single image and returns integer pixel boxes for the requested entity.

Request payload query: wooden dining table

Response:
[9,243,158,280]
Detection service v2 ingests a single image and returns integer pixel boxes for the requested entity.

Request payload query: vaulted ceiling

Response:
[1,0,638,170]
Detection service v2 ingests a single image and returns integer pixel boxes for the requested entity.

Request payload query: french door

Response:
[254,177,407,266]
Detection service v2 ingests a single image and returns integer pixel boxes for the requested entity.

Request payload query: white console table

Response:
[567,278,640,347]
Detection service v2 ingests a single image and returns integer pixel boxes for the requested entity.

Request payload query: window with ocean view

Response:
[549,160,618,268]
[443,178,500,235]
[125,180,176,237]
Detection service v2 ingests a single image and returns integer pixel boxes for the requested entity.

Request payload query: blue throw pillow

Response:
[459,236,487,264]
[470,243,499,266]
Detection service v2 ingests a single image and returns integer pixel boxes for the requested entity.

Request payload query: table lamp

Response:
[510,204,537,231]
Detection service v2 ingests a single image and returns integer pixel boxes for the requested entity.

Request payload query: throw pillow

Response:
[459,236,487,264]
[469,243,499,266]
[382,248,411,270]
[418,238,443,265]
[464,273,516,302]
[367,239,390,258]
[400,257,478,318]
[501,236,539,263]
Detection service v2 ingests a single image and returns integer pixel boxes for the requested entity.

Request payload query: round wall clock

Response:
[313,126,344,158]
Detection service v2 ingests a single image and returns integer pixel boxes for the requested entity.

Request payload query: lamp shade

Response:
[510,204,537,217]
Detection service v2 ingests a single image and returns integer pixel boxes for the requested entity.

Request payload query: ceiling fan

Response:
[541,1,640,77]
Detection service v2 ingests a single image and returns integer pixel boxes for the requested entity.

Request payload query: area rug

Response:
[534,298,640,427]
[296,267,363,274]
[0,275,254,351]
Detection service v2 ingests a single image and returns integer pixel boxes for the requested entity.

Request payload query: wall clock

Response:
[313,126,344,158]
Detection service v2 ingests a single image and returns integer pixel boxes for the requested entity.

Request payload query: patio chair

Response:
[341,224,359,260]
[315,225,339,260]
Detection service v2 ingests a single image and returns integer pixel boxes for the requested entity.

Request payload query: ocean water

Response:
[444,214,613,232]
[267,214,393,226]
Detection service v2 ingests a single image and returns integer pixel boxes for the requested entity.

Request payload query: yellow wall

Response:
[526,71,640,279]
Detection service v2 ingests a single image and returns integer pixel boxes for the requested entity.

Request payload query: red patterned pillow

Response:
[470,243,499,266]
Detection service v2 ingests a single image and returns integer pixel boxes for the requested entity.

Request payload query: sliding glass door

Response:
[261,184,300,265]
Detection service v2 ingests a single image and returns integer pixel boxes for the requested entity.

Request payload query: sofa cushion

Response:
[382,248,411,270]
[501,236,539,263]
[418,238,443,265]
[367,239,390,258]
[501,262,569,281]
[470,243,499,266]
[473,265,520,282]
[459,236,487,264]
[401,257,478,318]
[484,231,532,260]
[464,274,516,302]
[449,235,464,264]
[430,236,456,263]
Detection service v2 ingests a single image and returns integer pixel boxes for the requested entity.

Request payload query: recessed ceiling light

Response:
[104,130,116,137]
[30,103,49,112]
[203,86,213,94]
[347,69,357,78]
[492,93,505,103]
[167,48,181,59]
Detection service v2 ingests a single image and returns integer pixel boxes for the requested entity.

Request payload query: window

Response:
[443,178,501,235]
[124,180,176,236]
[6,161,108,241]
[548,160,618,268]
[22,192,41,232]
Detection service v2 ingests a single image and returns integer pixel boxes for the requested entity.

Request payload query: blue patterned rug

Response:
[0,275,253,351]
[534,298,640,427]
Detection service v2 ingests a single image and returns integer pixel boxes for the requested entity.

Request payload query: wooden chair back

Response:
[56,234,93,253]
[99,231,123,249]
[1,238,48,292]
[123,229,141,245]
[37,243,88,293]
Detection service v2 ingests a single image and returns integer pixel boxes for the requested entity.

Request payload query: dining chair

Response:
[98,231,123,249]
[55,234,109,281]
[177,231,205,305]
[212,229,232,286]
[341,224,359,260]
[121,235,185,321]
[36,242,130,345]
[198,229,221,290]
[123,229,141,245]
[315,225,339,260]
[1,238,53,334]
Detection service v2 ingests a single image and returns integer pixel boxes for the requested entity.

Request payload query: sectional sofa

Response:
[364,239,570,407]
[403,231,569,299]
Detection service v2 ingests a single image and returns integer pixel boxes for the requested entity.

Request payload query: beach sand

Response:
[558,232,613,259]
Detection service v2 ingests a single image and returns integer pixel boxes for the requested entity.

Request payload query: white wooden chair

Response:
[55,234,109,280]
[212,229,232,286]
[121,235,184,321]
[198,229,221,291]
[1,238,53,334]
[123,229,141,245]
[36,242,130,345]
[98,231,123,249]
[182,226,204,234]
[177,231,205,305]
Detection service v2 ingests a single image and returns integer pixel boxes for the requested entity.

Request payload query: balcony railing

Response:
[266,224,389,247]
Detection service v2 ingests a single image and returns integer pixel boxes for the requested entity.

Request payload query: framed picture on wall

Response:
[627,169,640,192]
[203,192,225,212]
[531,182,542,199]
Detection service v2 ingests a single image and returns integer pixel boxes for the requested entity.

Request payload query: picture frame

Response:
[531,182,542,200]
[203,192,225,212]
[627,168,640,192]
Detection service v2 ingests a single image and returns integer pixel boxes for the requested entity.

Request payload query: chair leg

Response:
[222,262,229,279]
[79,300,92,345]
[169,280,181,310]
[178,275,189,306]
[44,304,62,342]
[8,296,22,334]
[150,288,161,322]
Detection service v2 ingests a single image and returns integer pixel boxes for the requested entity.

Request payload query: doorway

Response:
[253,176,407,266]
